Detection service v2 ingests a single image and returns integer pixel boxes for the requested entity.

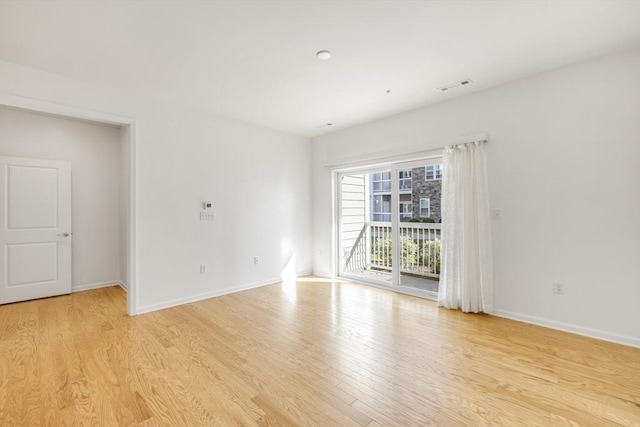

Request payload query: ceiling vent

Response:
[438,78,473,92]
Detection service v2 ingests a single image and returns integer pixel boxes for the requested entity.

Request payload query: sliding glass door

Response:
[391,159,442,297]
[337,157,443,298]
[338,168,394,287]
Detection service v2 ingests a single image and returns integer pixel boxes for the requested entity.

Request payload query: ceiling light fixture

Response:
[316,50,332,60]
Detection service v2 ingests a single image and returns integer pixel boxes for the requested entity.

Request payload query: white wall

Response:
[0,107,123,290]
[0,60,312,313]
[312,48,640,346]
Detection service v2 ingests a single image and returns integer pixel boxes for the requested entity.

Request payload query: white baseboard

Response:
[72,280,122,292]
[493,309,640,348]
[132,272,639,348]
[309,273,640,348]
[136,277,282,315]
[296,270,313,277]
[118,280,128,292]
[312,271,333,279]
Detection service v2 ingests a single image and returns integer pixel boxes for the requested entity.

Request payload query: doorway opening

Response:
[0,94,137,315]
[336,157,443,299]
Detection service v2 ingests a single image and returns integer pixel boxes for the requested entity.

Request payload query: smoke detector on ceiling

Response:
[438,79,473,92]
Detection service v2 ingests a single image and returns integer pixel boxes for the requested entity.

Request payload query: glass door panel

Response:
[392,160,443,296]
[338,169,393,287]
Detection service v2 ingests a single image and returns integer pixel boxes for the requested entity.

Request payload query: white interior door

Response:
[0,156,72,304]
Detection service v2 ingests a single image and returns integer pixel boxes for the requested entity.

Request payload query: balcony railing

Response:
[343,221,441,280]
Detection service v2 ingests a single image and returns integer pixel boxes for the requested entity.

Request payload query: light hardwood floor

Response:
[1,277,639,426]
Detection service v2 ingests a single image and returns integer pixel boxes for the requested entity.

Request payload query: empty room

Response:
[1,1,639,426]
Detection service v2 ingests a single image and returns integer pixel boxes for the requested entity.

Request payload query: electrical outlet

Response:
[200,211,214,221]
[200,264,207,274]
[553,282,564,295]
[253,257,259,265]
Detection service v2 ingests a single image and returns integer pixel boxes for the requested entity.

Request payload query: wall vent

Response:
[438,78,473,92]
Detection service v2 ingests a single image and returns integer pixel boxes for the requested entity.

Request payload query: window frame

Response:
[399,201,412,221]
[419,197,430,218]
[398,169,412,191]
[425,164,443,181]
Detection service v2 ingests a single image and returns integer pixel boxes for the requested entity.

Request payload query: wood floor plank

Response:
[2,298,42,426]
[0,279,639,426]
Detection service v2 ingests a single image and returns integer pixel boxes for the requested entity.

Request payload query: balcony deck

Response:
[342,221,441,294]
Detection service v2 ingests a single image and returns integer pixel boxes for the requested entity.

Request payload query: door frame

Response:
[331,152,445,300]
[0,93,139,315]
[336,166,393,288]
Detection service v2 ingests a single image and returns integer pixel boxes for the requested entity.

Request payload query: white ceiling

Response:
[1,1,639,137]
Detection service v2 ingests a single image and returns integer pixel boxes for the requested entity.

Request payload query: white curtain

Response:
[437,140,493,313]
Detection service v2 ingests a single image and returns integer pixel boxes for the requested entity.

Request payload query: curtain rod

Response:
[446,139,488,150]
[323,132,489,169]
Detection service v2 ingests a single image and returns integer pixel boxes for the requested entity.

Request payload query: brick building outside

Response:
[370,164,442,222]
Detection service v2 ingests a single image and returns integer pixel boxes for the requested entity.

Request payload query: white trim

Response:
[118,280,128,292]
[127,122,138,315]
[0,93,133,125]
[323,132,488,169]
[318,273,439,301]
[0,92,138,316]
[72,280,121,292]
[337,273,392,290]
[390,161,400,289]
[136,277,283,315]
[493,309,640,348]
[396,284,438,301]
[313,271,333,279]
[295,270,313,278]
[330,171,338,279]
[307,273,640,348]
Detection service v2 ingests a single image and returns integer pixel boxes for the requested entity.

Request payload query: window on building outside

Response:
[425,164,443,180]
[420,198,430,217]
[372,195,391,221]
[372,172,391,192]
[399,170,412,191]
[399,201,412,221]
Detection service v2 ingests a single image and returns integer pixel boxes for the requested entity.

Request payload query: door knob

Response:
[58,232,72,237]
